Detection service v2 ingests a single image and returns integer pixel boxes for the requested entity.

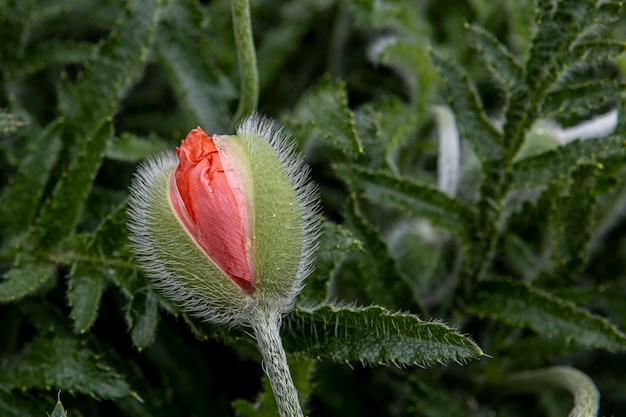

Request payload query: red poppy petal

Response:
[171,127,254,294]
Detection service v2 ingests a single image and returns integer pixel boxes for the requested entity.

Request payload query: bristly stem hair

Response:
[250,306,304,417]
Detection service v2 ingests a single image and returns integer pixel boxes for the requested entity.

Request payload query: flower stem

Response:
[230,0,259,130]
[250,307,304,417]
[500,366,599,417]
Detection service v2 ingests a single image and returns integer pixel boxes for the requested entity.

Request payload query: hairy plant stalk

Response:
[231,0,259,129]
[500,366,599,417]
[250,307,303,417]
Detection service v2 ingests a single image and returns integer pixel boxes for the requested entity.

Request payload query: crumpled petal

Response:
[170,127,255,294]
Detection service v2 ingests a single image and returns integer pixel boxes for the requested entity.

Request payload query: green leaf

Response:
[0,333,135,400]
[67,262,105,334]
[501,234,545,282]
[408,378,471,417]
[49,399,68,417]
[0,110,24,133]
[512,135,626,190]
[106,132,169,162]
[368,37,435,106]
[570,40,626,64]
[232,381,279,417]
[0,257,55,303]
[540,165,599,283]
[25,0,90,23]
[343,197,423,313]
[341,0,422,33]
[467,279,626,351]
[0,390,46,417]
[283,77,363,158]
[467,23,523,91]
[299,220,361,306]
[126,289,160,350]
[525,1,622,101]
[432,52,504,162]
[335,163,477,244]
[18,40,96,77]
[156,0,234,132]
[256,3,315,91]
[61,201,135,295]
[0,120,62,243]
[541,80,626,120]
[283,305,483,365]
[29,120,113,248]
[60,202,133,286]
[58,0,159,133]
[354,96,418,171]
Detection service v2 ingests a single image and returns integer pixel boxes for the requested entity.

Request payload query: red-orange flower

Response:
[169,127,255,294]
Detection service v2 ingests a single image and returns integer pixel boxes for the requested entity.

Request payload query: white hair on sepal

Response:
[127,151,256,325]
[237,113,323,312]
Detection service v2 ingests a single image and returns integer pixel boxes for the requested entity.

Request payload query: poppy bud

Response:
[128,115,319,324]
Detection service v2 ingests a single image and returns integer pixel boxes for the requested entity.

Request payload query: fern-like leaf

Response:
[467,279,626,351]
[283,77,363,159]
[335,163,477,244]
[283,305,482,366]
[0,333,136,400]
[432,52,504,162]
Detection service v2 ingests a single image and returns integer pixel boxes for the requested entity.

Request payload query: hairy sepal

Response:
[236,115,321,314]
[128,153,255,325]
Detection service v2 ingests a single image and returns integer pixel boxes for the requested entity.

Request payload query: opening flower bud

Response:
[128,115,319,324]
[170,128,256,294]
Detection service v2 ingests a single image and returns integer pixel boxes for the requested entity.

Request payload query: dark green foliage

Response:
[432,51,504,161]
[335,163,477,244]
[154,0,234,132]
[105,133,169,162]
[2,0,626,416]
[50,399,68,417]
[0,333,134,400]
[283,77,363,158]
[68,262,105,333]
[284,305,481,365]
[0,121,63,243]
[467,280,626,351]
[0,256,56,302]
[341,196,424,313]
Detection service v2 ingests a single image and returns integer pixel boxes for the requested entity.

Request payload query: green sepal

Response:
[235,129,304,303]
[129,155,251,323]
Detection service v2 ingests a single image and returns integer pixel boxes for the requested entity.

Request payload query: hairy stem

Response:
[500,366,599,417]
[250,307,303,417]
[230,0,259,130]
